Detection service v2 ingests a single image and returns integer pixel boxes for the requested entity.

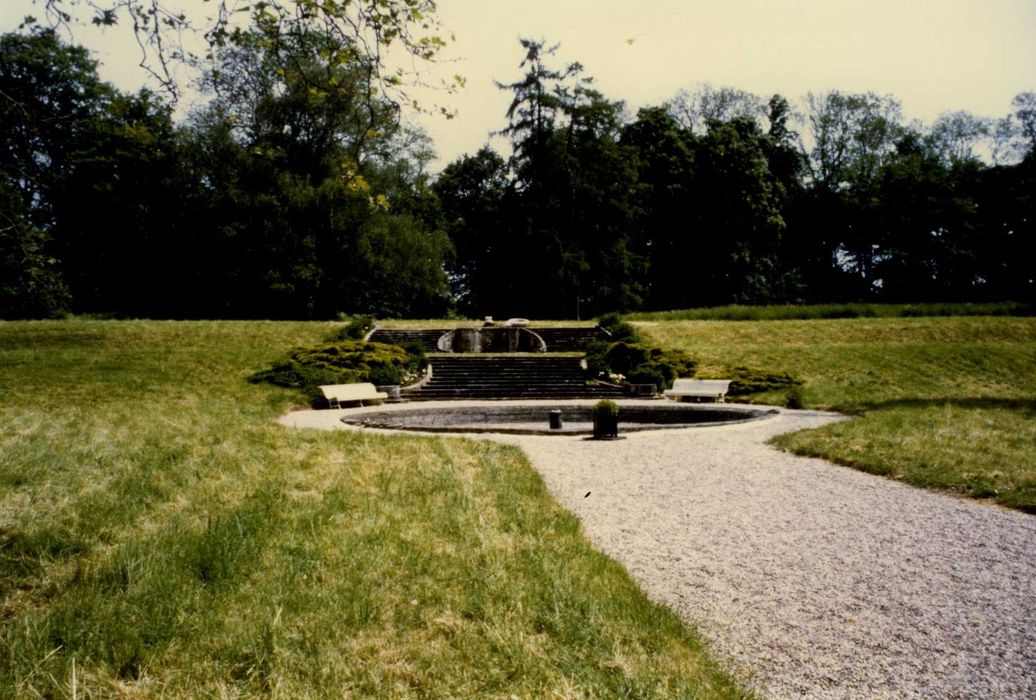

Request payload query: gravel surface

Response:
[280,403,1036,699]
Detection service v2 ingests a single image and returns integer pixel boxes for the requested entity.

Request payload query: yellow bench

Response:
[319,383,388,408]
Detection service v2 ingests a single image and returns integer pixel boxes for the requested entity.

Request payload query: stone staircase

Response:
[403,356,626,401]
[367,328,445,352]
[368,326,608,353]
[529,327,609,352]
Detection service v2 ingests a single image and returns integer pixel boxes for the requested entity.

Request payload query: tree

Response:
[804,90,903,189]
[620,106,697,308]
[0,178,69,317]
[1011,92,1036,157]
[50,88,183,315]
[495,39,581,193]
[667,83,765,135]
[433,146,510,314]
[692,117,788,304]
[928,111,990,166]
[560,84,643,315]
[0,28,116,316]
[489,39,640,317]
[24,0,454,108]
[179,27,451,318]
[0,29,112,231]
[869,132,983,301]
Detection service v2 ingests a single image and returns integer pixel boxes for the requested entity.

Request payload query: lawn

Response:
[0,320,744,698]
[4,315,1033,696]
[637,316,1036,512]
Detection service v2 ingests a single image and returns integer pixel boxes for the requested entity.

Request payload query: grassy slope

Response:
[627,302,1033,322]
[0,321,744,698]
[637,317,1036,512]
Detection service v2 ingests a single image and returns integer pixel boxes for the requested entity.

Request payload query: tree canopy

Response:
[1,29,1033,319]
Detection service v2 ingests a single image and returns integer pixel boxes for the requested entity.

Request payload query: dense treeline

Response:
[1,28,450,319]
[2,32,1034,319]
[437,40,1036,318]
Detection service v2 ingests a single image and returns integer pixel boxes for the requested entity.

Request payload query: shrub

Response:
[584,341,611,379]
[397,340,429,369]
[649,347,697,381]
[604,342,649,377]
[626,364,667,390]
[725,366,804,395]
[591,342,697,390]
[785,385,805,409]
[597,312,640,343]
[250,340,425,406]
[593,399,619,417]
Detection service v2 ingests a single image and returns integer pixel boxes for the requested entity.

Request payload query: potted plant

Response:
[592,399,620,439]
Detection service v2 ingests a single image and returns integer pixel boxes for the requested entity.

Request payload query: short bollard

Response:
[548,410,563,430]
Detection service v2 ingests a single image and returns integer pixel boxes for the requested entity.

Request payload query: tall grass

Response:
[627,301,1035,322]
[637,316,1036,511]
[0,320,745,697]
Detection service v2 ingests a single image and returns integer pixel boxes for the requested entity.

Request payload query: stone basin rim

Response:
[339,401,779,436]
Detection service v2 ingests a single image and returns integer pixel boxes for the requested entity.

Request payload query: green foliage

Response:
[597,312,640,343]
[593,399,619,417]
[474,39,644,318]
[585,341,696,391]
[0,182,69,318]
[626,363,667,389]
[725,366,804,395]
[28,1,453,106]
[250,340,426,405]
[583,340,611,379]
[785,385,805,409]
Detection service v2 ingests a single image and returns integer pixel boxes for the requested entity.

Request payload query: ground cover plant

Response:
[250,338,427,406]
[0,320,746,698]
[636,315,1036,512]
[584,314,698,391]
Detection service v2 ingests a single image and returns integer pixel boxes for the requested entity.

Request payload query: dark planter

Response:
[592,414,619,439]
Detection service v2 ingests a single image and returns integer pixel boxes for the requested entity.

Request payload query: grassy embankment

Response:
[0,321,744,698]
[627,301,1034,322]
[637,316,1036,512]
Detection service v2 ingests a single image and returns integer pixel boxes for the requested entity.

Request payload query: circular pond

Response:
[340,402,776,435]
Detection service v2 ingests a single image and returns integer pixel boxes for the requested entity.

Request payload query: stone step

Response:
[367,329,445,352]
[406,390,625,401]
[381,331,627,400]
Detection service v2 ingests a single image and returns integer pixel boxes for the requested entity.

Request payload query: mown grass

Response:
[0,320,745,698]
[627,301,1034,322]
[637,317,1036,512]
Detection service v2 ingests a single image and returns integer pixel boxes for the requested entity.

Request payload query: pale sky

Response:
[3,0,1035,170]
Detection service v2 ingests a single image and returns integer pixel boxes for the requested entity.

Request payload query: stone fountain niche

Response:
[437,327,546,353]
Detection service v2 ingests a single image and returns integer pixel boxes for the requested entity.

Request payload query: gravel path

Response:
[281,403,1036,698]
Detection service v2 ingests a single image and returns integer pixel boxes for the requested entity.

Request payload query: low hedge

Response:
[585,340,697,391]
[250,339,426,406]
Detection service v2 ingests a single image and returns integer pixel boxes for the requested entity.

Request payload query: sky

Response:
[3,0,1035,171]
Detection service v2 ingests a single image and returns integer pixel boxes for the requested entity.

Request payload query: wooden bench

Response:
[319,383,388,409]
[663,379,732,403]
